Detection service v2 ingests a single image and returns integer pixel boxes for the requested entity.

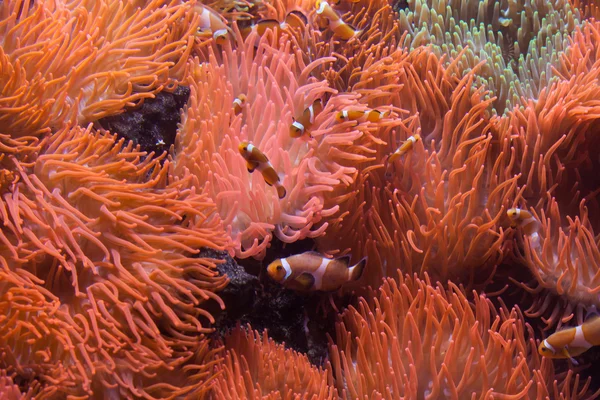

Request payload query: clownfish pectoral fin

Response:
[247,161,257,173]
[295,272,315,289]
[349,257,367,281]
[561,347,579,365]
[276,184,286,199]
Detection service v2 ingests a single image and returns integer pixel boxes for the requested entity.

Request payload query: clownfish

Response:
[539,314,600,364]
[240,11,307,41]
[0,169,14,193]
[388,133,421,163]
[193,4,230,45]
[290,99,323,138]
[506,208,539,242]
[267,251,367,291]
[233,94,247,116]
[335,109,389,124]
[238,141,286,199]
[315,0,361,40]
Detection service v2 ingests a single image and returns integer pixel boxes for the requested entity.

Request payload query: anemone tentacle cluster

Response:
[2,0,600,398]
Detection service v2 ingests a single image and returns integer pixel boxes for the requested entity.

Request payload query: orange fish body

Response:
[388,133,421,163]
[290,99,323,138]
[335,109,388,123]
[233,94,247,115]
[239,142,286,198]
[194,4,230,45]
[267,251,367,291]
[539,316,600,363]
[241,11,307,41]
[315,0,360,40]
[507,208,539,238]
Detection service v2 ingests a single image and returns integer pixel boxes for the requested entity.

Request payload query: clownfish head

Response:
[538,340,558,357]
[267,259,287,282]
[239,141,252,157]
[335,111,348,123]
[213,29,229,45]
[507,208,522,220]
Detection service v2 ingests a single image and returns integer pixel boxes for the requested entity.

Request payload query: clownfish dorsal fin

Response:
[295,272,315,289]
[585,305,600,322]
[336,254,352,267]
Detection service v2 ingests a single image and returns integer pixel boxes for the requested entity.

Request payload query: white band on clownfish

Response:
[316,1,329,14]
[329,18,345,30]
[213,29,227,39]
[543,339,556,353]
[233,98,243,106]
[281,258,293,281]
[515,208,521,218]
[309,104,315,124]
[292,121,305,132]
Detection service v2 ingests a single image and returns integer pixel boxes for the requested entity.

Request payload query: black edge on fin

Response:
[350,257,367,281]
[336,254,352,267]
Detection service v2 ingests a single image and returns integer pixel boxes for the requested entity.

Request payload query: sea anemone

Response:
[0,124,229,398]
[329,273,596,399]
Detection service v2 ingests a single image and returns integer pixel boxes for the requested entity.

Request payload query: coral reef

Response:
[2,0,600,398]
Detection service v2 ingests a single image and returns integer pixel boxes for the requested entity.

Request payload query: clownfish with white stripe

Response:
[193,4,231,45]
[315,0,361,40]
[335,109,389,124]
[290,99,323,138]
[507,207,539,242]
[267,252,367,292]
[539,314,600,364]
[238,141,287,199]
[388,133,421,163]
[240,11,308,41]
[233,94,247,116]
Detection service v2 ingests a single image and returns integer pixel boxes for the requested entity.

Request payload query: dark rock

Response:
[95,86,190,155]
[201,240,337,366]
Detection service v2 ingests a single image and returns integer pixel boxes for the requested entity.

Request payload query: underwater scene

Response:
[2,0,600,398]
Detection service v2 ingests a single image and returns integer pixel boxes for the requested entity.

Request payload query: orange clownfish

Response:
[267,252,367,291]
[506,208,539,242]
[238,141,286,199]
[315,0,360,40]
[241,11,307,41]
[539,315,600,365]
[290,99,323,138]
[388,133,421,163]
[194,4,230,45]
[233,94,247,115]
[335,109,389,124]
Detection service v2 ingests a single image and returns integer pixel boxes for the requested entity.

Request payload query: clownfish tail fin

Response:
[276,184,287,199]
[349,257,367,281]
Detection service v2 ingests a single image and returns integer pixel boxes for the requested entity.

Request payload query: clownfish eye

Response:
[276,265,283,271]
[243,146,248,151]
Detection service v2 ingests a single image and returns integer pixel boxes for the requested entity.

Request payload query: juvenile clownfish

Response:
[539,314,600,364]
[315,0,361,40]
[267,251,367,291]
[238,141,286,199]
[240,11,307,41]
[388,134,421,163]
[193,4,231,45]
[506,207,539,242]
[233,94,247,116]
[335,109,389,124]
[290,99,324,138]
[0,169,14,193]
